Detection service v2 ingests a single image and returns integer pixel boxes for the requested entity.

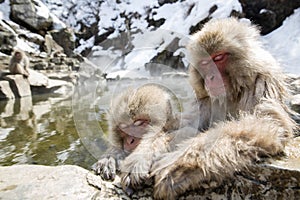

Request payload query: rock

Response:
[291,78,300,95]
[239,0,300,34]
[3,74,31,97]
[0,20,17,54]
[158,0,180,6]
[27,69,49,87]
[44,33,64,56]
[0,80,15,99]
[18,30,45,46]
[0,165,98,200]
[32,60,49,70]
[47,79,73,93]
[10,0,53,33]
[50,28,76,57]
[31,78,73,95]
[291,94,300,113]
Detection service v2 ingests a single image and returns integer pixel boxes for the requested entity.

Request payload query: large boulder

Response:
[0,165,98,199]
[27,69,73,94]
[27,69,49,87]
[10,0,53,33]
[3,74,31,97]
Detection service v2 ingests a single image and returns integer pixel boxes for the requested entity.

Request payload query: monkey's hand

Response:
[150,150,192,200]
[93,156,117,181]
[150,132,220,199]
[120,153,153,195]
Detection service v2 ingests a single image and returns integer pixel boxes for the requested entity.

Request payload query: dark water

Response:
[0,93,98,170]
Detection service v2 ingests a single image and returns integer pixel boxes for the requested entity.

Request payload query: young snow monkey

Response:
[93,84,197,194]
[9,49,30,77]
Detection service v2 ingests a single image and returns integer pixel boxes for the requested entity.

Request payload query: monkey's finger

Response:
[102,167,115,180]
[121,174,134,196]
[101,160,117,180]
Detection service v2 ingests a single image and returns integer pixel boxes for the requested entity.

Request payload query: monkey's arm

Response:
[151,102,294,199]
[120,126,198,193]
[120,131,170,191]
[22,57,30,76]
[93,147,128,181]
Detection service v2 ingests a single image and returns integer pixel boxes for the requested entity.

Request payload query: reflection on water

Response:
[0,93,97,169]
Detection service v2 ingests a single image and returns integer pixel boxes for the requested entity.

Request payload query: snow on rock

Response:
[264,8,300,75]
[15,0,300,77]
[0,0,10,20]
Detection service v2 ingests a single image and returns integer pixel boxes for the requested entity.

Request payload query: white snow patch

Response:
[264,8,300,75]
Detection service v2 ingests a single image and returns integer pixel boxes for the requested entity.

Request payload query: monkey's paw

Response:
[152,164,189,200]
[93,156,117,181]
[151,151,193,200]
[120,160,152,195]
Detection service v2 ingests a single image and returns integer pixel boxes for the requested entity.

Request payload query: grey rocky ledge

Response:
[1,137,300,199]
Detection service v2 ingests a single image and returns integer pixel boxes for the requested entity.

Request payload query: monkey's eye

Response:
[133,119,148,126]
[213,54,225,62]
[119,123,128,129]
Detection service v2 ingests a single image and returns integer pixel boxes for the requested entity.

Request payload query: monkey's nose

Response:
[127,137,135,145]
[130,138,135,144]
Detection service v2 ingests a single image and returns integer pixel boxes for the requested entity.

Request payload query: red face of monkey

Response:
[118,119,149,151]
[14,51,22,61]
[197,51,229,97]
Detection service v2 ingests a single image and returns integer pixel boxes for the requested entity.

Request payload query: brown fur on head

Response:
[107,84,178,148]
[188,18,288,104]
[13,51,23,61]
[9,49,30,77]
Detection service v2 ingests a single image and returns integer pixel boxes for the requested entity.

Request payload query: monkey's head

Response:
[188,18,269,100]
[13,51,23,61]
[108,84,177,152]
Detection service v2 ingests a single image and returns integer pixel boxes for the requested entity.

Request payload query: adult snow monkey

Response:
[151,18,297,199]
